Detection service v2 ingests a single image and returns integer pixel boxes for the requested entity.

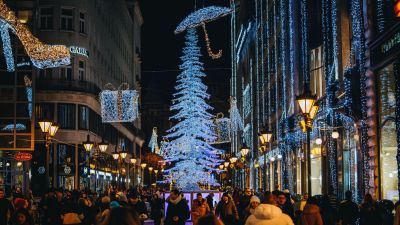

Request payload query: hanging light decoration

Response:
[112,146,120,160]
[332,131,340,139]
[83,135,94,152]
[98,138,108,152]
[315,138,323,145]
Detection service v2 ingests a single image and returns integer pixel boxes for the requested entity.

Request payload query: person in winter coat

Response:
[150,193,164,225]
[239,188,253,222]
[127,193,148,225]
[243,196,261,223]
[338,191,359,225]
[215,193,239,225]
[245,203,294,225]
[277,192,294,221]
[192,193,210,225]
[0,189,14,225]
[198,214,224,225]
[359,194,380,225]
[164,190,190,225]
[100,207,140,225]
[206,193,214,211]
[297,197,323,225]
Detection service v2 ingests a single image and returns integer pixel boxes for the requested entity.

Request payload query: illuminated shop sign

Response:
[69,46,89,57]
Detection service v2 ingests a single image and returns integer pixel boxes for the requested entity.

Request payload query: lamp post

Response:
[240,143,250,188]
[140,163,147,186]
[38,120,59,188]
[148,167,153,185]
[296,86,319,195]
[130,157,136,186]
[154,169,158,186]
[258,129,272,191]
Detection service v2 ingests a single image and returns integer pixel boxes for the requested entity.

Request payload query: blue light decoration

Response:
[148,127,159,154]
[209,114,231,144]
[2,123,26,131]
[229,96,244,132]
[175,6,232,59]
[163,28,223,191]
[159,138,168,157]
[99,83,139,123]
[24,76,32,118]
[0,20,14,71]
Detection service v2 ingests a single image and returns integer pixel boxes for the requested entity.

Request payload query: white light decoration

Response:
[332,131,339,139]
[148,127,159,153]
[269,157,275,162]
[163,28,223,191]
[100,83,139,123]
[175,6,232,59]
[277,154,283,159]
[159,138,168,157]
[209,113,231,144]
[0,0,70,72]
[229,97,244,132]
[315,138,323,145]
[24,76,32,118]
[2,123,26,131]
[16,162,22,167]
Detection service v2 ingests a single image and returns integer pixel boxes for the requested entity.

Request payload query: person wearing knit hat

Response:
[243,196,261,223]
[110,201,120,209]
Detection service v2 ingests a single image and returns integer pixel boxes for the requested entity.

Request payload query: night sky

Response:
[139,0,232,108]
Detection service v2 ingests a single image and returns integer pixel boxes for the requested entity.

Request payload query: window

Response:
[378,64,398,201]
[60,59,73,80]
[40,7,53,29]
[61,8,74,31]
[310,46,325,98]
[78,105,89,130]
[79,12,86,34]
[78,61,85,81]
[58,104,76,129]
[39,68,53,80]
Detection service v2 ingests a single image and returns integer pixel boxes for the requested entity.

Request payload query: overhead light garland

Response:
[0,0,70,71]
[24,76,32,118]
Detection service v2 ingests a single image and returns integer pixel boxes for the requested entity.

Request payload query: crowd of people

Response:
[1,186,400,225]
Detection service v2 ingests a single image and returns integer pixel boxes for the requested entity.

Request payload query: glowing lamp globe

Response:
[224,161,229,168]
[332,131,339,139]
[229,156,238,163]
[98,139,108,152]
[240,143,250,157]
[148,167,153,172]
[219,164,224,170]
[83,135,94,152]
[315,138,323,145]
[130,158,137,164]
[38,119,52,133]
[309,103,319,119]
[140,163,147,169]
[296,87,317,115]
[259,130,273,145]
[112,146,120,160]
[48,123,59,137]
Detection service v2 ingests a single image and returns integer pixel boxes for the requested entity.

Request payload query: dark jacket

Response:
[338,200,359,225]
[0,198,13,225]
[164,196,190,225]
[128,200,148,216]
[215,199,239,225]
[359,202,380,225]
[150,198,164,219]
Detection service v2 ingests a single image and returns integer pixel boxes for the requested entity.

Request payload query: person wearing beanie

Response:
[243,196,261,223]
[191,193,210,225]
[109,201,120,209]
[245,204,294,225]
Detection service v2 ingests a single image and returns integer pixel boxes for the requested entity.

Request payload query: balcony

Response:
[36,79,101,95]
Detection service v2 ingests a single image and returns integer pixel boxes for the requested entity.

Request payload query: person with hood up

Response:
[215,193,239,225]
[297,197,323,225]
[164,190,190,225]
[245,203,294,225]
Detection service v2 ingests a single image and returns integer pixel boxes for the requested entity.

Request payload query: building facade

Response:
[0,0,143,195]
[231,0,400,201]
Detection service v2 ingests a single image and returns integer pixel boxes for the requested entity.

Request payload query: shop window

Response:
[40,7,53,30]
[58,104,76,129]
[310,46,325,98]
[79,12,86,34]
[310,140,322,195]
[61,8,74,31]
[378,64,398,201]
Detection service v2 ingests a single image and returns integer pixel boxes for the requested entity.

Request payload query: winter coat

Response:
[297,204,323,225]
[245,204,294,225]
[338,200,359,225]
[359,202,380,225]
[164,196,190,225]
[191,199,210,225]
[215,199,239,225]
[0,198,13,225]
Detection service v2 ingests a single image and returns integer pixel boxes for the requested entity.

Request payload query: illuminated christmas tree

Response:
[164,28,222,191]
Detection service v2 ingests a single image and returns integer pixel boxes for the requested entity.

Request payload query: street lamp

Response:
[258,128,272,191]
[296,86,319,195]
[112,146,120,160]
[98,138,108,152]
[130,158,137,164]
[83,135,94,152]
[140,163,147,186]
[240,143,250,157]
[119,147,128,159]
[223,161,230,168]
[38,119,59,189]
[154,169,159,186]
[229,156,238,164]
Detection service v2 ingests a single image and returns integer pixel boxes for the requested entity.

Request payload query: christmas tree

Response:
[164,28,222,191]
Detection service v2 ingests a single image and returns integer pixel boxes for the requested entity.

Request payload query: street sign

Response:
[14,153,32,161]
